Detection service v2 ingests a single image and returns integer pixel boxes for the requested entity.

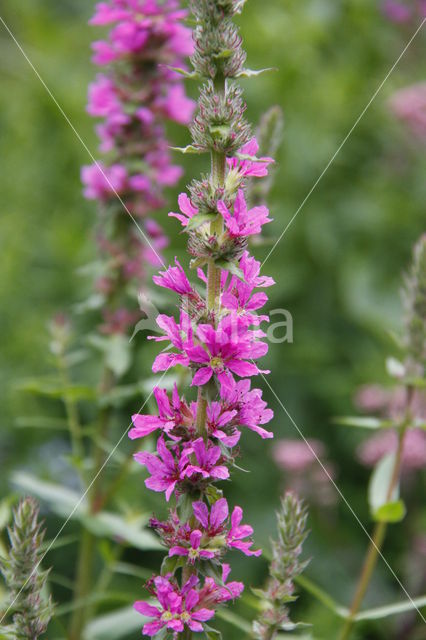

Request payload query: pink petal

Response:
[133,601,160,617]
[191,367,213,386]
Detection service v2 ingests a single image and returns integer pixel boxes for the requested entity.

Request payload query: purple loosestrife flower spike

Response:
[82,0,196,337]
[0,498,54,639]
[130,1,279,637]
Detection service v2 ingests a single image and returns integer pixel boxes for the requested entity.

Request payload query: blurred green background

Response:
[0,1,425,638]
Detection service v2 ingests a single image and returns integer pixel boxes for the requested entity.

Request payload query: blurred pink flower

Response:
[273,439,337,507]
[389,82,426,141]
[357,428,426,470]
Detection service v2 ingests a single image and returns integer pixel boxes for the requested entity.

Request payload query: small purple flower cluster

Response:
[82,0,195,334]
[129,1,278,635]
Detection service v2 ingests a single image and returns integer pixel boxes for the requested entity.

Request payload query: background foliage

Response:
[0,1,425,638]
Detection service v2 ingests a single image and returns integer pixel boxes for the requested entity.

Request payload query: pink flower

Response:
[153,258,193,295]
[89,3,129,26]
[217,189,272,237]
[227,137,274,177]
[193,498,260,556]
[206,402,240,447]
[150,311,192,372]
[130,385,184,440]
[87,75,128,125]
[134,575,215,636]
[169,529,215,563]
[183,438,229,481]
[389,82,426,141]
[192,498,229,534]
[357,428,426,471]
[198,564,244,605]
[81,163,127,200]
[227,506,261,556]
[273,439,325,472]
[382,1,412,22]
[134,436,188,501]
[169,193,199,227]
[160,84,197,125]
[185,316,269,388]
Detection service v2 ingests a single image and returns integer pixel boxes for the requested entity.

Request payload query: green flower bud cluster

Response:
[253,493,309,640]
[0,498,53,640]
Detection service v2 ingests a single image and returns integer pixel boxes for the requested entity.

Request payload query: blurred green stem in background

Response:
[69,367,115,640]
[338,386,413,640]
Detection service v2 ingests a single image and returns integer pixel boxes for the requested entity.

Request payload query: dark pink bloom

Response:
[183,438,229,481]
[169,193,199,227]
[153,258,193,295]
[134,436,188,501]
[134,575,215,636]
[185,315,269,388]
[217,189,272,237]
[220,376,274,438]
[192,498,229,534]
[169,529,215,563]
[150,311,192,372]
[227,137,274,177]
[206,402,240,447]
[227,506,261,556]
[129,385,184,439]
[198,564,244,605]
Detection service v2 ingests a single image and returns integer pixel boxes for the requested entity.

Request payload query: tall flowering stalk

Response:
[130,1,277,636]
[82,0,195,336]
[0,498,53,639]
[339,235,426,640]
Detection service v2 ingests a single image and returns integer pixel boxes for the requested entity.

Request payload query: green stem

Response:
[338,388,413,640]
[194,77,226,442]
[57,353,85,469]
[69,367,115,640]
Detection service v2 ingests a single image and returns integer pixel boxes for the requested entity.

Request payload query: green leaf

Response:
[15,416,69,430]
[167,65,199,79]
[0,497,12,531]
[213,48,233,59]
[374,500,406,523]
[216,609,252,633]
[161,555,184,576]
[186,212,218,232]
[386,357,405,378]
[16,378,96,400]
[333,416,394,430]
[97,334,132,378]
[170,144,202,154]
[205,485,224,505]
[368,453,405,522]
[236,67,276,77]
[215,259,245,281]
[83,606,143,640]
[204,625,222,639]
[12,473,161,550]
[354,595,426,621]
[81,511,162,550]
[177,492,194,522]
[11,472,87,518]
[295,575,348,619]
